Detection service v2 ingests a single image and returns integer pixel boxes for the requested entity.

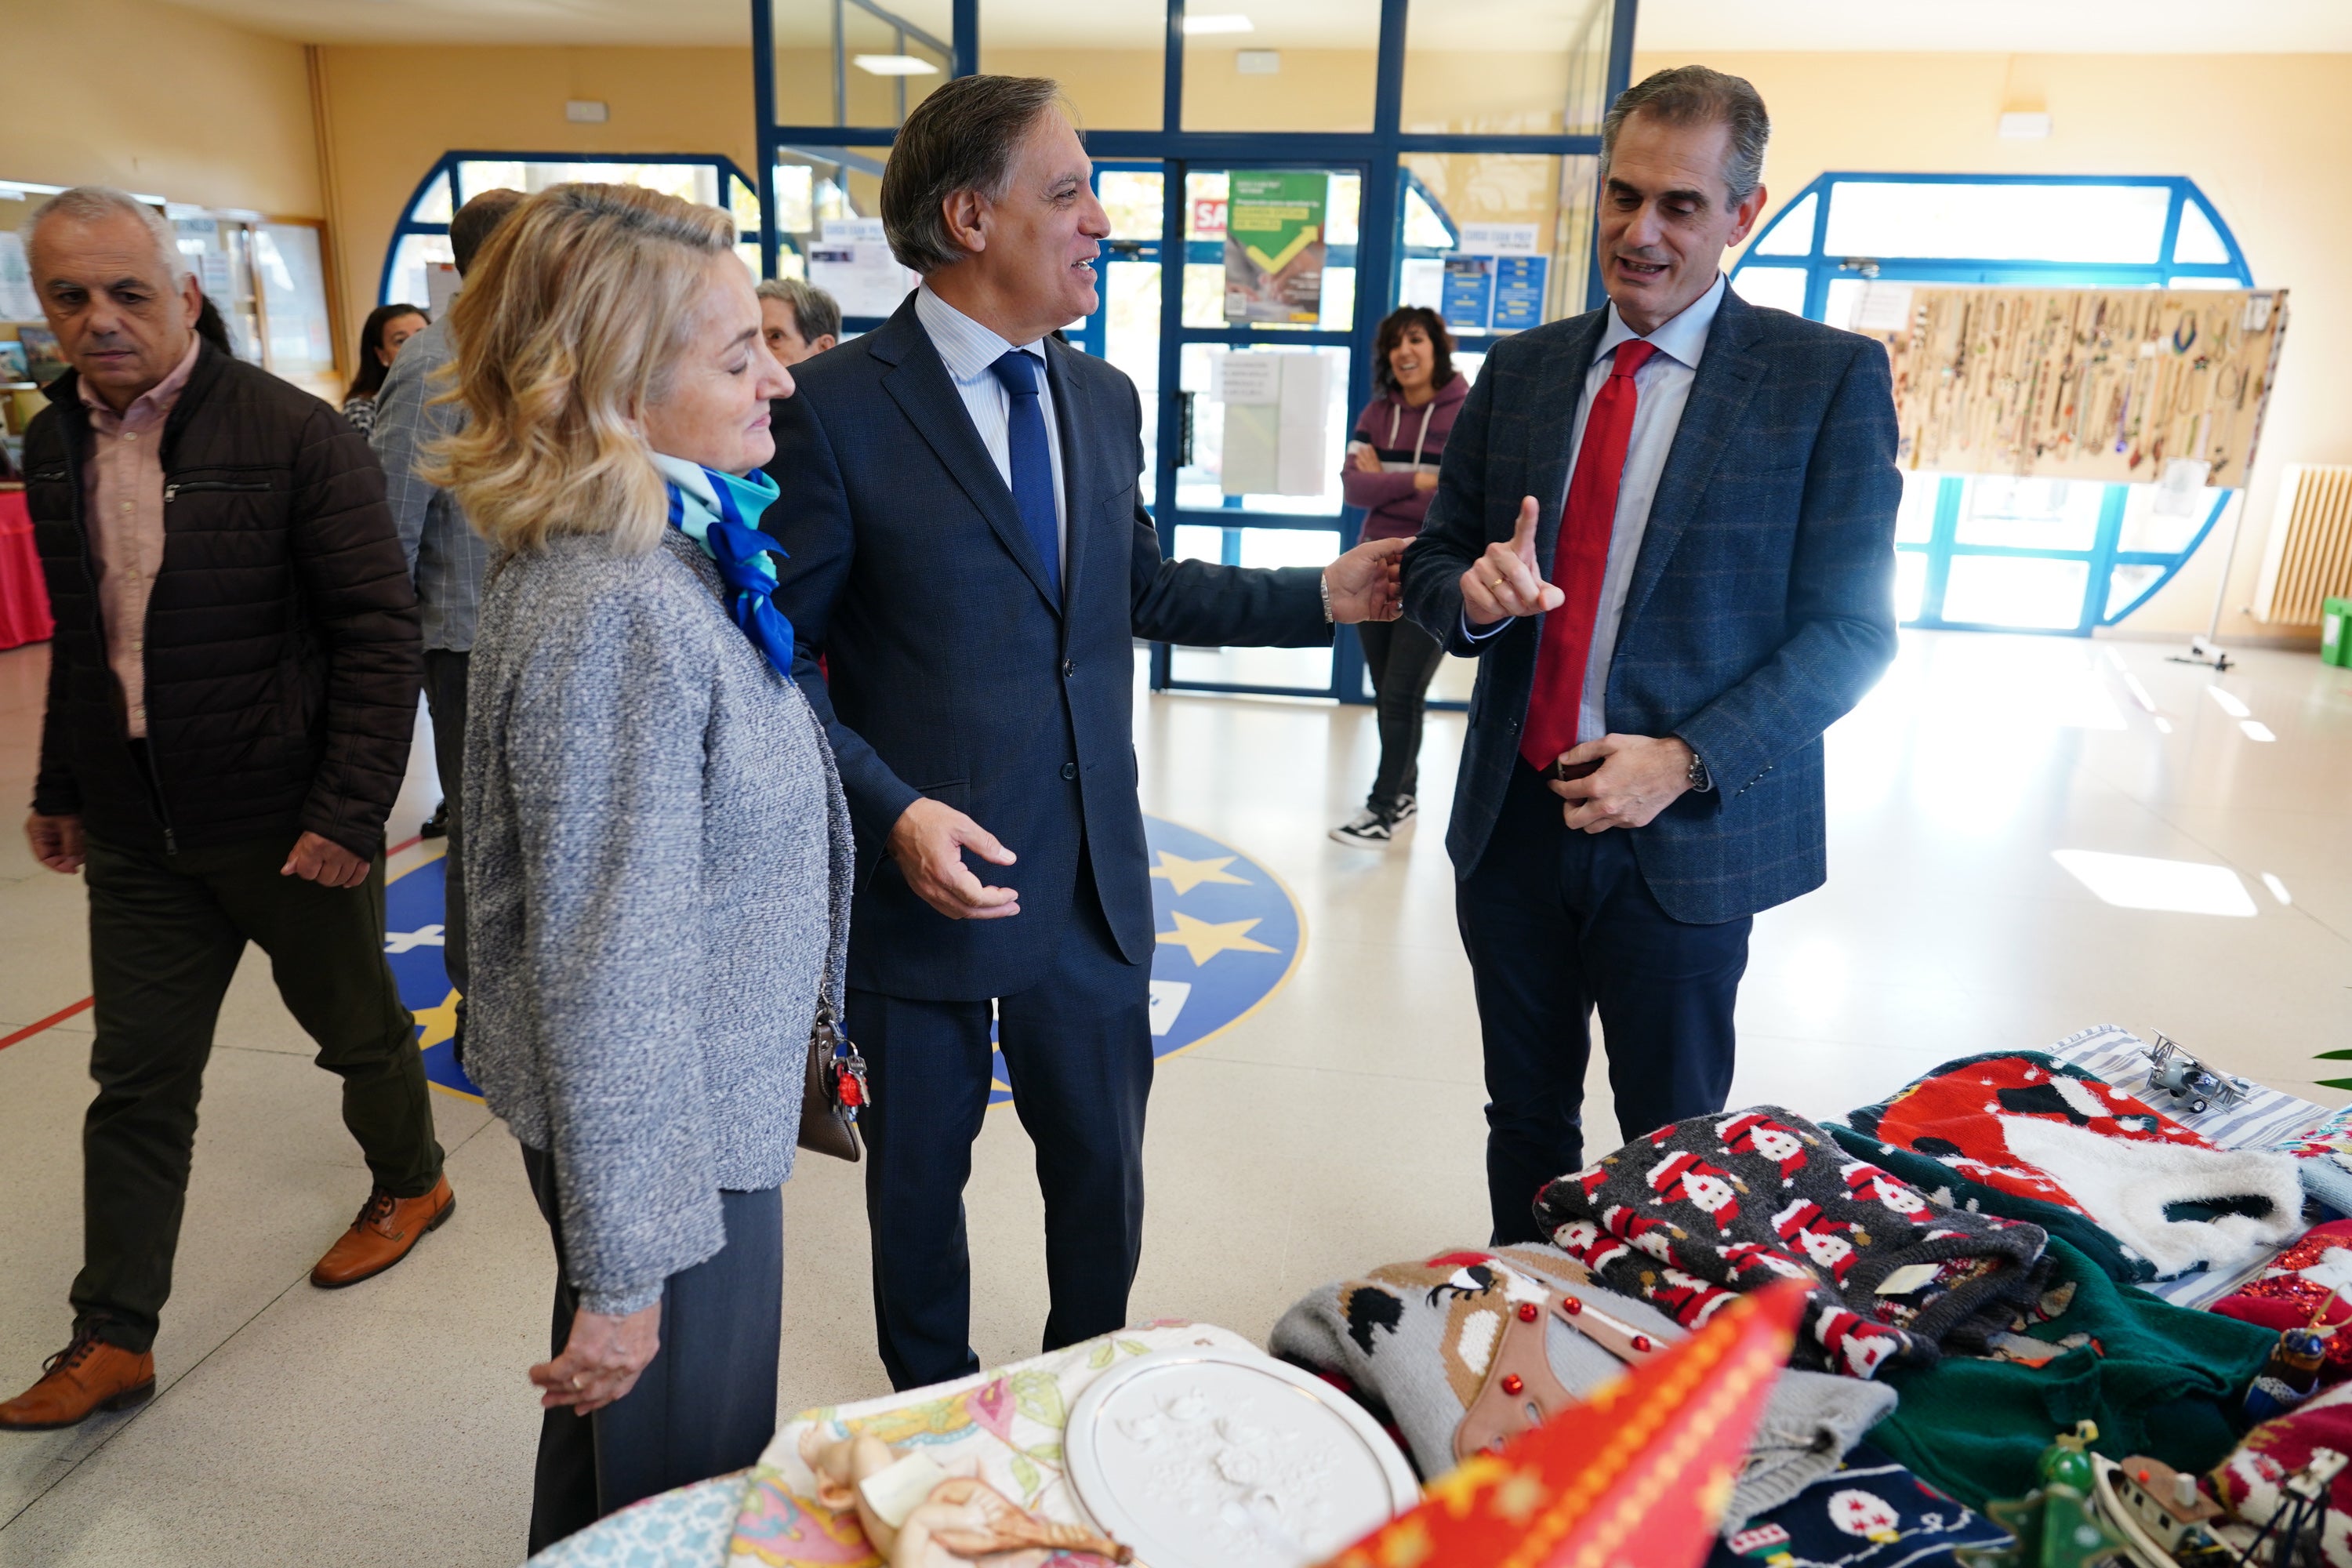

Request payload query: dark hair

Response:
[757,277,842,345]
[1602,65,1771,204]
[450,187,525,275]
[1372,307,1455,398]
[880,74,1068,274]
[347,302,429,401]
[194,295,234,354]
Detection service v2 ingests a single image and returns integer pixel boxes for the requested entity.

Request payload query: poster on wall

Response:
[1867,285,2291,485]
[1223,172,1327,325]
[1441,256,1494,336]
[0,233,38,322]
[808,216,919,320]
[1489,255,1552,332]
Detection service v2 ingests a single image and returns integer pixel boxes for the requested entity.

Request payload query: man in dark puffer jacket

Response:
[0,188,451,1432]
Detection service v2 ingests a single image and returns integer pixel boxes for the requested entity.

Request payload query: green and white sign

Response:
[1224,171,1327,325]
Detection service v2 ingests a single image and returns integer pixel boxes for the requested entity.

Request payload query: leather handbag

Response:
[798,998,869,1162]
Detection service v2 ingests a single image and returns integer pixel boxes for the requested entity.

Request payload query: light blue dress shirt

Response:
[913,284,1069,575]
[1470,272,1727,746]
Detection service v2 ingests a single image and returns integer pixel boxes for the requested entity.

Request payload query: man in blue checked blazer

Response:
[766,75,1406,1391]
[1402,67,1900,1243]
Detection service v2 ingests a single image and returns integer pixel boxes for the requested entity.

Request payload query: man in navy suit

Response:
[1401,66,1900,1244]
[768,74,1406,1388]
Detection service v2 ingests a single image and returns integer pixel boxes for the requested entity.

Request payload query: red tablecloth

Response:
[0,490,52,651]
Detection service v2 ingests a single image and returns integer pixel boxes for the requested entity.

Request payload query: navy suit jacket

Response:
[1401,288,1900,925]
[766,296,1329,1000]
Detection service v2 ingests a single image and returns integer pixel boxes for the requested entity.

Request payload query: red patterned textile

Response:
[0,492,53,651]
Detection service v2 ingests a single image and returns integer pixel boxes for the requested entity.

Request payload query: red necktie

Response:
[1519,338,1658,772]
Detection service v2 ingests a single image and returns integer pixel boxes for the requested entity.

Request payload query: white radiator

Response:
[2253,463,2352,625]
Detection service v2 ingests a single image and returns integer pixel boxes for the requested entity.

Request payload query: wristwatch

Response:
[1678,739,1712,793]
[1319,572,1334,624]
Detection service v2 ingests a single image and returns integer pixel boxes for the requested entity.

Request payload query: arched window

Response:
[1730,174,2255,634]
[379,154,764,312]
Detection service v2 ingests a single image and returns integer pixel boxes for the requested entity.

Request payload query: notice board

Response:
[1862,285,2289,486]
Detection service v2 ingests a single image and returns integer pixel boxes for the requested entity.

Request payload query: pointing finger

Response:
[1509,495,1541,560]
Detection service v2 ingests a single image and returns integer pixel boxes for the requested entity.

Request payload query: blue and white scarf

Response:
[650,452,796,683]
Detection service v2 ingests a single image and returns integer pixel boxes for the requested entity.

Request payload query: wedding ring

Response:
[571,1374,584,1390]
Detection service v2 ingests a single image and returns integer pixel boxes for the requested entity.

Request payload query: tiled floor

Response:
[1,627,2348,1565]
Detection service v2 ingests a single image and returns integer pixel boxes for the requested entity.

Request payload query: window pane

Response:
[1940,555,2089,629]
[459,160,721,209]
[385,232,452,315]
[770,0,952,128]
[2116,484,2229,555]
[1398,152,1596,335]
[2173,199,2229,265]
[1823,276,1866,329]
[1183,0,1374,132]
[985,0,1163,131]
[1953,477,2104,551]
[1105,260,1160,506]
[1751,191,1815,256]
[1895,549,1929,622]
[1823,180,2172,263]
[1401,0,1619,136]
[1167,526,1338,691]
[2105,563,2164,620]
[1730,266,1806,314]
[409,172,454,226]
[729,176,762,237]
[1894,470,1943,545]
[1176,342,1351,515]
[253,223,336,377]
[1098,168,1163,241]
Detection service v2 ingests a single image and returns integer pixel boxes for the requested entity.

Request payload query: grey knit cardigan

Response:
[463,526,851,1315]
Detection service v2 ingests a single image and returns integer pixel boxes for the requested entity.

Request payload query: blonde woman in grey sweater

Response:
[426,183,851,1551]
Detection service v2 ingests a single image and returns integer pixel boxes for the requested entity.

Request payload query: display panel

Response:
[1399,0,1618,136]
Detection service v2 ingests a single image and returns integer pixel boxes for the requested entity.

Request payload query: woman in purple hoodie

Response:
[1331,306,1468,848]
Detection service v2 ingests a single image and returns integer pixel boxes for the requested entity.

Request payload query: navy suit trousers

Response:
[1461,761,1751,1246]
[849,873,1152,1391]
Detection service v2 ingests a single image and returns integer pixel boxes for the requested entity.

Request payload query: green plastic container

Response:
[2326,597,2352,668]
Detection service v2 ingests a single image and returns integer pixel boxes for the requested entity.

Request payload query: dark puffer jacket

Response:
[27,341,421,859]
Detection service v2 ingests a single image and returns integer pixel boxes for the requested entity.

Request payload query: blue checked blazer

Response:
[1401,288,1900,925]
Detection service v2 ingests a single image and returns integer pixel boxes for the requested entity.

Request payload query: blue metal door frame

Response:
[751,0,1638,702]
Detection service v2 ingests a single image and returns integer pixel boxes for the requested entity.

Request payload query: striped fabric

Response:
[2046,1022,2342,1308]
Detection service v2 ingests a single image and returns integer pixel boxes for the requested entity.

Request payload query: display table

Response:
[0,490,52,651]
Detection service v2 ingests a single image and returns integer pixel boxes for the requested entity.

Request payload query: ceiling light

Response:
[1184,13,1254,33]
[2052,850,2256,917]
[853,53,939,75]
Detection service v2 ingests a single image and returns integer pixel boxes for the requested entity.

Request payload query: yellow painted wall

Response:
[312,45,759,350]
[0,0,319,216]
[1639,49,2352,640]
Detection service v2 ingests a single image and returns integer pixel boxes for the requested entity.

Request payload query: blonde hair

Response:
[423,183,737,554]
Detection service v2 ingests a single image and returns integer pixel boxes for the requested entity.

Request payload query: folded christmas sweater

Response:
[1871,1236,2275,1511]
[2209,1218,2352,1382]
[2211,1375,2352,1567]
[1530,1108,2049,1380]
[1269,1242,1896,1533]
[1845,1051,2304,1283]
[1708,1443,2009,1568]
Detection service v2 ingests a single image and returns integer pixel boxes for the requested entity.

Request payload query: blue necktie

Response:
[987,349,1062,604]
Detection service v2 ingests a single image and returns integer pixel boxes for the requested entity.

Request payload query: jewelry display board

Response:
[1864,285,2289,485]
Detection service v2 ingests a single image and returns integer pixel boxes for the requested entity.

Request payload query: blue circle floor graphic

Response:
[383,816,1304,1107]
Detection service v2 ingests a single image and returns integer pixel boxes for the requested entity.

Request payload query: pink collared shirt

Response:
[78,336,200,739]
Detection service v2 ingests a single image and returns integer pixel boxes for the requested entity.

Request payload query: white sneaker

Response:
[1392,795,1417,823]
[1329,807,1399,848]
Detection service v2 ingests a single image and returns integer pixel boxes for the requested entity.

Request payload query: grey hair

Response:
[23,186,193,282]
[880,74,1070,274]
[757,275,843,343]
[1600,66,1771,205]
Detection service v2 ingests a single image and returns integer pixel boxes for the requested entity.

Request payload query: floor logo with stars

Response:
[382,815,1305,1107]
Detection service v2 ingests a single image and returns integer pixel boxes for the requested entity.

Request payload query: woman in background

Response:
[1331,305,1468,848]
[339,301,427,435]
[426,183,850,1550]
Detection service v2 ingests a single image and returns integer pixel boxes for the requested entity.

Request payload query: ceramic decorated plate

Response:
[1063,1345,1420,1568]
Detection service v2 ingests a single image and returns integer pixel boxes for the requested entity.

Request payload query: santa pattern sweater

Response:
[1532,1108,2049,1380]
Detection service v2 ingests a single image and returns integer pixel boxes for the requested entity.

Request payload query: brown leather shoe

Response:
[0,1328,155,1430]
[310,1174,456,1288]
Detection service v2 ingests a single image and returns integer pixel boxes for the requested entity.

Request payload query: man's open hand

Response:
[281,831,371,888]
[1548,734,1697,833]
[889,797,1021,921]
[25,812,85,874]
[1323,535,1406,624]
[1461,496,1565,628]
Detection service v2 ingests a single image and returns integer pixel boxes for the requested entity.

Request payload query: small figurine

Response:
[2242,1295,2342,1423]
[1958,1423,2132,1568]
[2143,1035,2252,1116]
[2095,1454,2232,1563]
